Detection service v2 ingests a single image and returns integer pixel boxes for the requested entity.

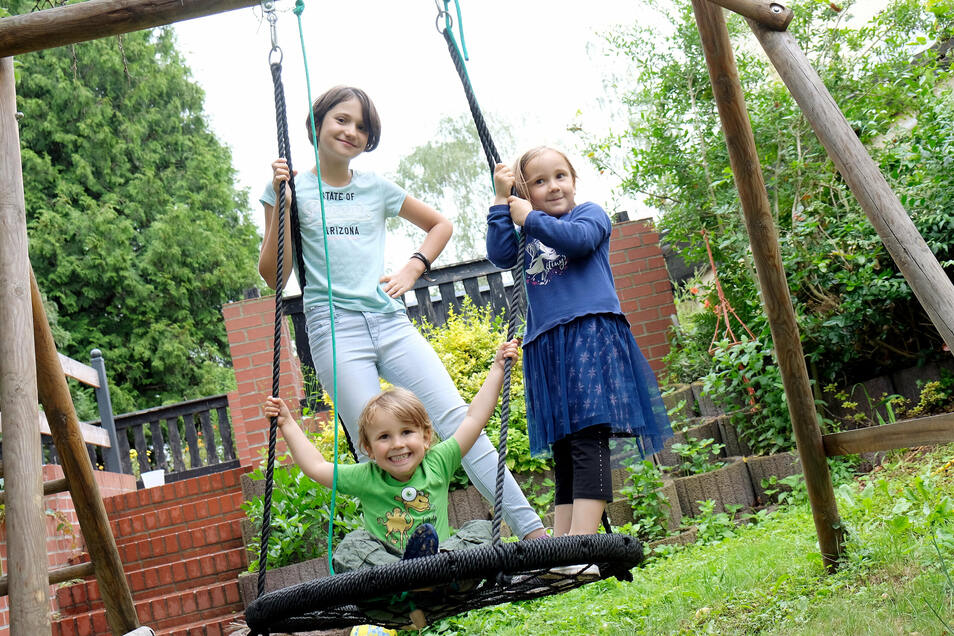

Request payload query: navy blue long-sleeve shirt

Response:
[486,201,623,345]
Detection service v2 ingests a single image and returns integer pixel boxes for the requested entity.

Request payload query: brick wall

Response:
[223,220,675,461]
[610,218,675,376]
[222,296,304,468]
[0,465,136,634]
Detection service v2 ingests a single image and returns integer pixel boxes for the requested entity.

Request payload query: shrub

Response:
[242,451,361,572]
[669,437,725,475]
[684,500,742,545]
[619,459,671,541]
[663,287,719,385]
[417,298,549,476]
[703,335,796,455]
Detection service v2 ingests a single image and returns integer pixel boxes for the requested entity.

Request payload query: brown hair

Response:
[513,146,578,199]
[357,387,433,456]
[305,85,382,152]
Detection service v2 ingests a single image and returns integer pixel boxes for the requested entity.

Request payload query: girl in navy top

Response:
[487,146,672,537]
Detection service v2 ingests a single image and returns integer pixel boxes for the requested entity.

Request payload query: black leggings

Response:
[552,425,612,505]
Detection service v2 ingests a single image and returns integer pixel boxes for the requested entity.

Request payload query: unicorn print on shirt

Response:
[525,239,566,286]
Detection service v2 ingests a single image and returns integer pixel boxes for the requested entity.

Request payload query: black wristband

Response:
[410,252,434,281]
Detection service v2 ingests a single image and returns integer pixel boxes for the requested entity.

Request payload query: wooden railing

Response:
[108,394,238,482]
[16,348,240,483]
[53,394,239,483]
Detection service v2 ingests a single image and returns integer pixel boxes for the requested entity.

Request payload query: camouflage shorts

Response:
[332,519,493,573]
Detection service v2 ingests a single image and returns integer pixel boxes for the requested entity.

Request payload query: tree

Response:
[581,0,954,385]
[391,114,514,263]
[11,11,262,415]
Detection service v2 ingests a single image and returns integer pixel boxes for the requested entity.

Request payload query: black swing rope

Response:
[257,13,309,600]
[439,7,615,537]
[438,5,522,548]
[245,4,643,633]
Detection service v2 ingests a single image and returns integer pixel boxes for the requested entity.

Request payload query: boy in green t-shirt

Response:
[264,339,519,570]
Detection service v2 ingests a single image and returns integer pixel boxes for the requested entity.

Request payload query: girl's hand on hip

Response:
[507,196,532,226]
[271,158,297,208]
[379,261,422,298]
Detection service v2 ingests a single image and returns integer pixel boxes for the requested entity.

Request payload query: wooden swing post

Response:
[691,0,845,569]
[707,0,793,30]
[30,268,140,636]
[0,55,50,634]
[0,0,261,58]
[748,21,954,357]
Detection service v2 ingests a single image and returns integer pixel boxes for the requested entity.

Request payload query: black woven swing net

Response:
[244,533,643,633]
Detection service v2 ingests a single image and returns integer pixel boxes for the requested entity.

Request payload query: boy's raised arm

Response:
[264,396,336,487]
[452,339,520,456]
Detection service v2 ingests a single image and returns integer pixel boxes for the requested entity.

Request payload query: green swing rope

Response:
[290,0,343,577]
[295,0,338,575]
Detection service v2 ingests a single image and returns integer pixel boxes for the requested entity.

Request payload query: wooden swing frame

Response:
[0,0,952,631]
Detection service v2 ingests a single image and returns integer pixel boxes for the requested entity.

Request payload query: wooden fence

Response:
[36,393,238,483]
[285,257,521,372]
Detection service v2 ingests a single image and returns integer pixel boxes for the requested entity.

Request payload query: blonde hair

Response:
[356,387,433,456]
[513,146,579,200]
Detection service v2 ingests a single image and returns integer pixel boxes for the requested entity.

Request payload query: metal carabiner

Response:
[261,0,283,65]
[433,0,451,34]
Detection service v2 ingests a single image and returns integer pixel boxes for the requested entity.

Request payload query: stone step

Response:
[159,610,246,636]
[51,580,243,636]
[57,546,247,616]
[108,490,246,544]
[103,466,250,522]
[68,518,244,573]
[118,519,245,571]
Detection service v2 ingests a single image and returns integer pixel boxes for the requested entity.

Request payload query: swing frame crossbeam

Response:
[1,0,953,630]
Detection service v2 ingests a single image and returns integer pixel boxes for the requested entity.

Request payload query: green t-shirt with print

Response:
[335,438,461,554]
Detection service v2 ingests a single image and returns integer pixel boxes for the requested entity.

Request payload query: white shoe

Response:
[543,563,601,581]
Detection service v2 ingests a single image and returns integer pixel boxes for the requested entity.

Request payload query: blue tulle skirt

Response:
[523,313,672,458]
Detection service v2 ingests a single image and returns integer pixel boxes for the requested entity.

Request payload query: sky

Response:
[172,0,648,270]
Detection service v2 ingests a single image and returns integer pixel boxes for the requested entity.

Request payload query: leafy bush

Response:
[417,298,549,476]
[669,437,725,475]
[308,409,358,466]
[619,459,671,541]
[584,0,954,387]
[684,500,742,545]
[762,474,809,508]
[522,475,556,519]
[242,453,361,572]
[662,288,719,385]
[703,336,796,455]
[903,380,953,419]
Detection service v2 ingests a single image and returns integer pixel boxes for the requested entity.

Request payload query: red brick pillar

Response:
[222,295,304,468]
[610,218,676,377]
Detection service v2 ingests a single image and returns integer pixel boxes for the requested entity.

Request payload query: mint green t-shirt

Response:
[335,438,461,554]
[260,169,407,313]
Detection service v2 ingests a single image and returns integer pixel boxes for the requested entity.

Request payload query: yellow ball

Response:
[349,626,397,636]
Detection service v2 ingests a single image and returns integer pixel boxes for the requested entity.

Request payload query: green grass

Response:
[418,446,954,635]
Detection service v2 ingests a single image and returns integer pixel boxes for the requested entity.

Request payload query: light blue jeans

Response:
[306,306,543,539]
